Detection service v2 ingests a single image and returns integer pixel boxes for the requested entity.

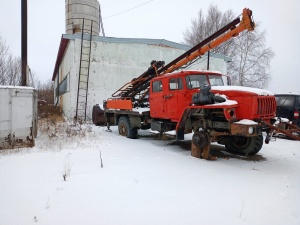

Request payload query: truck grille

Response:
[257,96,276,119]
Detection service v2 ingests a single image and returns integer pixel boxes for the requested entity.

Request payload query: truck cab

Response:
[149,70,226,121]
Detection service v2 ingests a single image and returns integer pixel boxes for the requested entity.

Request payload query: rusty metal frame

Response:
[264,122,300,141]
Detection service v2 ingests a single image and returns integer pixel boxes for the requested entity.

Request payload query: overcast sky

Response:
[0,0,299,93]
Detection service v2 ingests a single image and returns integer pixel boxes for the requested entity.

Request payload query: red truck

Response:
[92,9,278,159]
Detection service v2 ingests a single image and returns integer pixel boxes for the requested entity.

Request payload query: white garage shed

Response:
[0,86,37,149]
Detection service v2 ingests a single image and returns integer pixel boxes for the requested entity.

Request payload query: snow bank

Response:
[0,122,299,225]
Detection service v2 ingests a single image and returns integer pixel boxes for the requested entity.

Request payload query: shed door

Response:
[11,92,33,139]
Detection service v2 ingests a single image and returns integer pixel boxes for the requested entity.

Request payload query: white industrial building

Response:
[52,0,231,120]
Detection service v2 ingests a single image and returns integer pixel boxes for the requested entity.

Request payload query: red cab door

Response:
[149,80,165,118]
[164,77,186,121]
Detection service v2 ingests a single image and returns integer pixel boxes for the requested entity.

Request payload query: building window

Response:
[57,74,69,96]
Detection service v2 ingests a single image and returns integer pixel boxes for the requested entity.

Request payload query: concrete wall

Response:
[54,36,230,120]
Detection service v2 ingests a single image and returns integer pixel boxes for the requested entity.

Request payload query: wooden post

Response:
[191,141,202,158]
[191,141,211,160]
[21,0,28,86]
[201,143,211,160]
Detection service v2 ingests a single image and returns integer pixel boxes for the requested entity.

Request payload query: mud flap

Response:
[92,104,106,126]
[176,108,199,131]
[176,128,184,140]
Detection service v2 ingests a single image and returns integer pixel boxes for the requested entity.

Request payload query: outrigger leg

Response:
[191,130,216,160]
[263,121,300,142]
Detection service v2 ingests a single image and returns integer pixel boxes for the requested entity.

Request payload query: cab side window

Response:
[152,81,162,92]
[169,78,183,90]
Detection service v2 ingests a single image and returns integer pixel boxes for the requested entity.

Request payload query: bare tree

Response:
[183,4,235,55]
[228,25,275,88]
[0,35,42,87]
[1,35,54,105]
[0,35,22,86]
[28,69,41,88]
[0,36,10,85]
[5,55,22,86]
[183,4,275,88]
[37,79,54,104]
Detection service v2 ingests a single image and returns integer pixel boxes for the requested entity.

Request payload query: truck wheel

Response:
[118,116,138,139]
[225,135,263,155]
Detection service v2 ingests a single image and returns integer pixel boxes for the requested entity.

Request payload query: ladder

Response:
[75,19,93,121]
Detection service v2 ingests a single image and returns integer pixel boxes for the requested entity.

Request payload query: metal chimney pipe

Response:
[21,0,27,86]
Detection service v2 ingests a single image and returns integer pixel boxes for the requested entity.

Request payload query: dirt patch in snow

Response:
[168,140,266,162]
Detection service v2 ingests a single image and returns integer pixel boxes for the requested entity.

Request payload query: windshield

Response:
[185,74,224,89]
[275,96,296,107]
[208,75,224,86]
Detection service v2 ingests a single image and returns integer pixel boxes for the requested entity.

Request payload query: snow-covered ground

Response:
[0,120,299,225]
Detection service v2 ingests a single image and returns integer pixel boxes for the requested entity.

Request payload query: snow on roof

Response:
[277,93,300,95]
[211,86,274,96]
[62,33,192,51]
[52,34,231,81]
[0,85,35,90]
[197,70,222,74]
[179,70,222,74]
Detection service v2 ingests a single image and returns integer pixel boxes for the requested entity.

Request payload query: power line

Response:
[103,0,154,19]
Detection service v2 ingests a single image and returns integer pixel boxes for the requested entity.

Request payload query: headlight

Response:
[248,126,254,134]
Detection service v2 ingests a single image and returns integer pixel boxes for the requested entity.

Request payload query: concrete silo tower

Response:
[65,0,100,35]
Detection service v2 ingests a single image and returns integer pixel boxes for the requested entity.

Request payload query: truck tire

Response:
[225,135,263,155]
[118,116,138,139]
